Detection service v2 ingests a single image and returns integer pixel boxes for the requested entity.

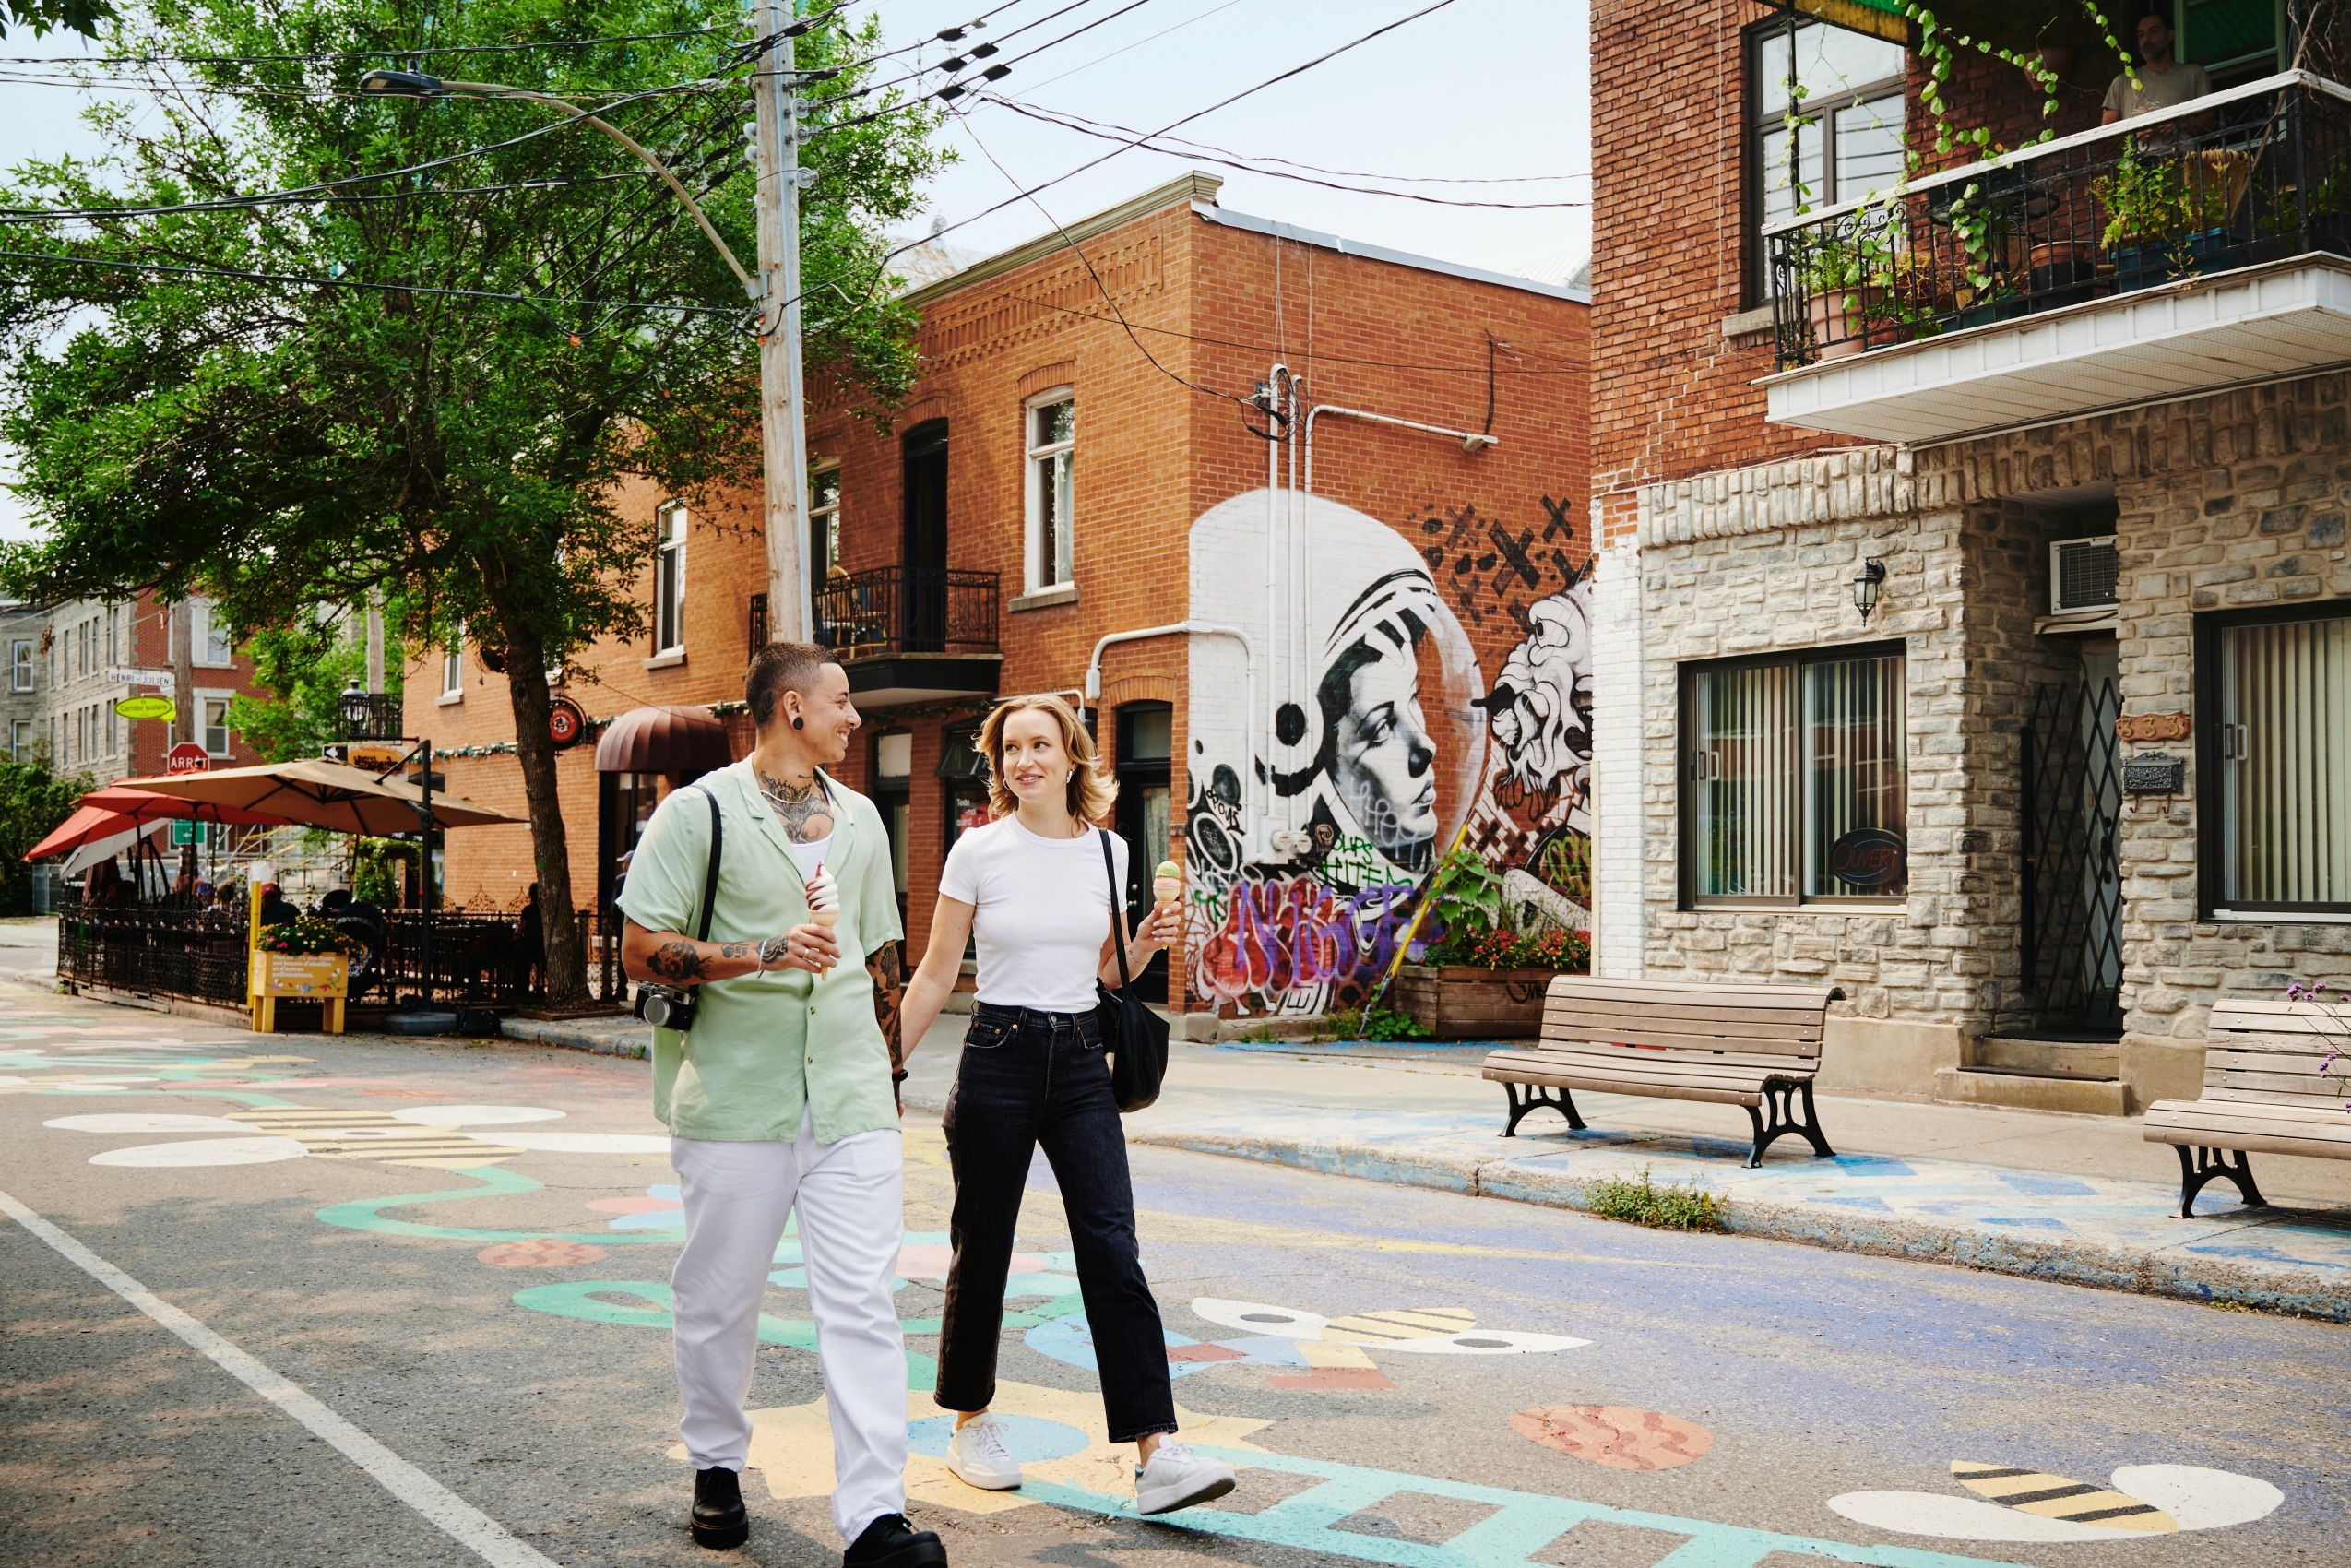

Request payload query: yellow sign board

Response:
[115,695,176,720]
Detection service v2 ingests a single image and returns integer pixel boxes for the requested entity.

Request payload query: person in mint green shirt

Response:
[617,642,941,1568]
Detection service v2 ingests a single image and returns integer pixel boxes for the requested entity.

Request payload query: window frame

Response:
[654,502,688,655]
[10,641,30,692]
[442,625,465,698]
[1745,16,1909,305]
[192,599,235,668]
[1678,639,1911,910]
[809,462,842,582]
[1023,389,1076,592]
[9,719,25,761]
[2195,599,2351,921]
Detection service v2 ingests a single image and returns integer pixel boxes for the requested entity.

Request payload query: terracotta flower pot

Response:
[1807,287,1892,362]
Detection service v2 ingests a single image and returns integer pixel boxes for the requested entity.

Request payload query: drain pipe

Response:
[1086,621,1255,855]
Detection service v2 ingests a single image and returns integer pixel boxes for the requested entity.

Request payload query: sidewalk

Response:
[903,1034,2351,1322]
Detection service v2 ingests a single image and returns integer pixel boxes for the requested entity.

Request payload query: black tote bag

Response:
[1093,831,1170,1112]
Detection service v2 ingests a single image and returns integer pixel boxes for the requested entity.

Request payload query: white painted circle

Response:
[1825,1492,2121,1543]
[1380,1330,1591,1355]
[2110,1466,2283,1531]
[45,1083,128,1094]
[1192,1297,1330,1336]
[45,1114,256,1134]
[390,1104,565,1127]
[493,1130,671,1154]
[90,1136,308,1168]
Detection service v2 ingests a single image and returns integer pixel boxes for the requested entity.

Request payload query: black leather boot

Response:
[691,1467,749,1550]
[843,1512,947,1568]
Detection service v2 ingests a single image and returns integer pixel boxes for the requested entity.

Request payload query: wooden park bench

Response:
[2143,999,2351,1218]
[1481,977,1844,1168]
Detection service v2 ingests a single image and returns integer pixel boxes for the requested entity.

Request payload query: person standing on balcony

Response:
[619,642,938,1568]
[2102,11,2211,134]
[896,694,1236,1517]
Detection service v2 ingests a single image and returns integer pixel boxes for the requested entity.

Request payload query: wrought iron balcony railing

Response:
[813,566,1000,658]
[1765,72,2351,372]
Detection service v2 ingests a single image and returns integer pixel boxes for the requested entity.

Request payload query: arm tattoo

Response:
[759,932,792,966]
[718,942,754,961]
[648,941,706,982]
[867,942,905,1068]
[756,767,837,844]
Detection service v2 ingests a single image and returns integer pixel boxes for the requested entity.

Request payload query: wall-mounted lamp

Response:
[1853,558,1886,624]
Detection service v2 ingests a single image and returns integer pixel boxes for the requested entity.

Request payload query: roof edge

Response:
[900,172,1225,308]
[1193,202,1590,303]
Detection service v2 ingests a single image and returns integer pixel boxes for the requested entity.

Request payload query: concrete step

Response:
[1932,1064,2131,1116]
[1973,1035,2122,1077]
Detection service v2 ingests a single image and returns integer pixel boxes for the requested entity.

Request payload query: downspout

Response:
[1263,363,1289,853]
[1086,622,1255,858]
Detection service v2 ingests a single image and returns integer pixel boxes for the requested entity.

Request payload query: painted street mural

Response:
[1186,489,1594,1016]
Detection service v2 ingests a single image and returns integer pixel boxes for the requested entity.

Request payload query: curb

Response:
[499,1017,649,1060]
[1132,1126,2351,1323]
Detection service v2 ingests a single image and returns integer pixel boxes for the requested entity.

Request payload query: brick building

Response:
[7,593,269,781]
[1587,0,2348,1110]
[422,172,1590,1020]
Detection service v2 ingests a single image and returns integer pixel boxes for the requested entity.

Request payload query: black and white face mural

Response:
[1184,490,1591,1017]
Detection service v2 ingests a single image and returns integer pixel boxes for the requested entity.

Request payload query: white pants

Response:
[671,1112,907,1544]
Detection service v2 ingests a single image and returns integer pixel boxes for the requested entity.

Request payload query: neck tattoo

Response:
[758,767,837,844]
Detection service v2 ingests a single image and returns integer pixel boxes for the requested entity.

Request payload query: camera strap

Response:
[691,787,723,943]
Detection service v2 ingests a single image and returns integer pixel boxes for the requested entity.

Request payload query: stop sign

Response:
[166,742,210,776]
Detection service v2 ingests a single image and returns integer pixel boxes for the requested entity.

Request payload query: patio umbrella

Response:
[113,758,523,835]
[58,817,172,876]
[26,804,163,863]
[78,786,300,828]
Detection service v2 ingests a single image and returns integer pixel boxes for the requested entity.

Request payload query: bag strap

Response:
[1098,829,1134,995]
[693,787,724,944]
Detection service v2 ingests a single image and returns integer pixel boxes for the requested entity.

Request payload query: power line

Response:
[1014,102,1587,184]
[983,97,1591,206]
[1019,0,1250,92]
[801,0,1175,134]
[0,248,741,317]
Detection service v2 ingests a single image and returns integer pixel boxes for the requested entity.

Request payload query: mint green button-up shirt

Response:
[614,759,903,1144]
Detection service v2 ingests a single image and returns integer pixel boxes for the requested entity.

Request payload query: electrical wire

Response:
[1008,102,1587,184]
[979,97,1591,207]
[821,0,1114,100]
[1018,0,1250,91]
[0,248,741,315]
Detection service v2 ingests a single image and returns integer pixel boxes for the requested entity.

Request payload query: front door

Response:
[2019,646,2123,1032]
[901,421,948,650]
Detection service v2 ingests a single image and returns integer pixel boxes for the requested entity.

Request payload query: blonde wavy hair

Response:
[980,694,1118,824]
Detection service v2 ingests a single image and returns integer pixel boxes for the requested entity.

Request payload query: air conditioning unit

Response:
[2049,536,2119,615]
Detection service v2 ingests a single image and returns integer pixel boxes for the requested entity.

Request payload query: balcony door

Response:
[901,420,949,651]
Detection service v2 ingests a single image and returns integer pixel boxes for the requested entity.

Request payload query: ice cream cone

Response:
[806,861,841,930]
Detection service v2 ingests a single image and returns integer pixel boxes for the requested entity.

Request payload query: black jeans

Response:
[935,1002,1176,1443]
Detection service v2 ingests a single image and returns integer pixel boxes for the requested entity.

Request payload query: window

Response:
[2201,603,2351,917]
[655,503,687,654]
[1682,647,1908,904]
[106,606,117,664]
[203,697,231,757]
[192,599,234,666]
[810,465,841,581]
[1751,19,1906,300]
[1026,393,1075,590]
[9,720,24,760]
[443,626,464,697]
[11,641,29,692]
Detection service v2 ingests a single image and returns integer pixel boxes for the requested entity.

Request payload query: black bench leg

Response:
[1501,1080,1584,1136]
[2173,1145,2268,1219]
[1745,1079,1835,1168]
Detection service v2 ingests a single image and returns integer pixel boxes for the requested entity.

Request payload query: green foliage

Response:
[2094,147,2235,249]
[1438,927,1591,972]
[225,614,407,764]
[1,0,113,39]
[1583,1169,1727,1232]
[352,837,414,907]
[1359,1004,1423,1042]
[257,912,362,956]
[0,756,96,914]
[1424,846,1506,946]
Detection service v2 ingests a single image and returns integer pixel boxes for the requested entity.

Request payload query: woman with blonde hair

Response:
[897,694,1233,1516]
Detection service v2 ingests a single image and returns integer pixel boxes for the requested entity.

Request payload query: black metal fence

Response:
[1767,74,2351,369]
[814,565,999,657]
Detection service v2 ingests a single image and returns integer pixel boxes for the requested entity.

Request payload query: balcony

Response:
[813,565,1002,708]
[1761,73,2351,444]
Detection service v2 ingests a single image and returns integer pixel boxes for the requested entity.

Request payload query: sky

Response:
[0,0,1591,542]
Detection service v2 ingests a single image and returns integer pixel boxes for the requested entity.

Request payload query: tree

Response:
[226,614,407,765]
[0,756,96,914]
[0,0,947,1001]
[2,0,114,40]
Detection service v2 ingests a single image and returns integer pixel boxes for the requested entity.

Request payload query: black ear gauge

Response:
[791,715,805,730]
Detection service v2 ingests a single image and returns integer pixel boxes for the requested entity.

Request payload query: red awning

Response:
[81,784,300,827]
[594,705,733,776]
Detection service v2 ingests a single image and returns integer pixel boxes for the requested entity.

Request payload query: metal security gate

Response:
[2019,664,2123,1032]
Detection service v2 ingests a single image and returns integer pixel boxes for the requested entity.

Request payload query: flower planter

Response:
[2027,243,2101,312]
[1805,287,1894,362]
[251,952,350,1035]
[2110,243,2176,292]
[1393,966,1564,1040]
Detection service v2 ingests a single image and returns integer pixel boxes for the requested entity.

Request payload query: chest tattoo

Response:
[757,768,837,844]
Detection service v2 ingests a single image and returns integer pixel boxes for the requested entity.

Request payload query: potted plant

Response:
[2096,147,2205,291]
[253,913,361,1028]
[1796,226,1898,362]
[1393,849,1590,1039]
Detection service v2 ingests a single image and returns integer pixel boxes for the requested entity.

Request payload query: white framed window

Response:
[810,465,842,580]
[11,641,30,692]
[443,624,465,697]
[106,605,117,664]
[1024,392,1075,590]
[203,696,232,757]
[655,503,687,654]
[9,719,25,760]
[190,599,234,667]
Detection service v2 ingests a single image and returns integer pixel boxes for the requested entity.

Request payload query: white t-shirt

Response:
[939,816,1126,1013]
[787,835,833,883]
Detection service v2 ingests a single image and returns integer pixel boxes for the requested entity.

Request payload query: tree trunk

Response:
[490,602,589,1006]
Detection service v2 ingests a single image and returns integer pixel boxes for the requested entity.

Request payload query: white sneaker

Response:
[945,1413,1024,1491]
[1134,1438,1237,1515]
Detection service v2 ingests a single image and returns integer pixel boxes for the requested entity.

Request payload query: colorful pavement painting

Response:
[2,1002,2290,1564]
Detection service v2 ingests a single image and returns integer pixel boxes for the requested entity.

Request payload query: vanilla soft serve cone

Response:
[805,861,840,930]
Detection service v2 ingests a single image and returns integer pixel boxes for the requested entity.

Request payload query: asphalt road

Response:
[2,982,2345,1568]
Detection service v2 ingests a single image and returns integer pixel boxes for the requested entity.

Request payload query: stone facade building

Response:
[1589,0,2348,1111]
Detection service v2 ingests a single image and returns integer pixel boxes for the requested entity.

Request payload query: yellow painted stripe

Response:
[1951,1463,2176,1532]
[1323,1315,1443,1343]
[1297,1339,1376,1369]
[1361,1308,1473,1330]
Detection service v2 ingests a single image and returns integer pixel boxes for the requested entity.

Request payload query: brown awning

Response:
[595,705,733,776]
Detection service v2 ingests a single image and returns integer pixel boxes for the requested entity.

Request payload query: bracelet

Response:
[891,1069,908,1084]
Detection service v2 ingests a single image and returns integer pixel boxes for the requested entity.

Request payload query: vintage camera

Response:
[633,983,699,1033]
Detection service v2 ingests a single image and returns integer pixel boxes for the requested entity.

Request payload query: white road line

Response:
[0,1186,562,1568]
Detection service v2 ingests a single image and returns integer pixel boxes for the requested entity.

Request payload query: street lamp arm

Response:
[437,80,760,301]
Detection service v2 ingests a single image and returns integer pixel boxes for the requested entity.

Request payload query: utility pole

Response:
[171,598,196,884]
[753,0,813,643]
